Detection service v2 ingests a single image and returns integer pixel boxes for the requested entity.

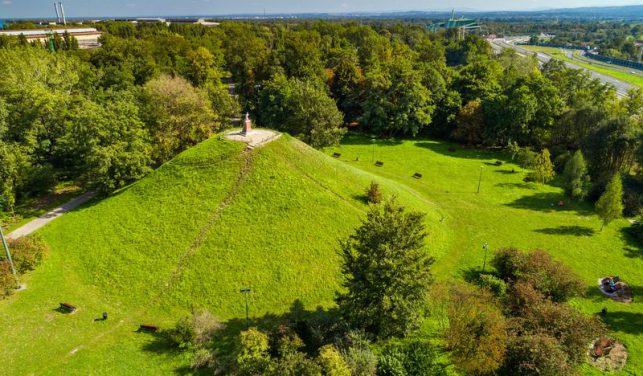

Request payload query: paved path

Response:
[490,38,634,97]
[7,192,95,240]
[225,129,281,148]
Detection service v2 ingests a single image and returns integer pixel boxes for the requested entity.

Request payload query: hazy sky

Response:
[1,0,640,18]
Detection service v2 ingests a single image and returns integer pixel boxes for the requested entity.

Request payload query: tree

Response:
[236,328,273,375]
[446,285,507,375]
[365,181,383,204]
[562,150,590,200]
[257,75,345,148]
[595,173,624,231]
[336,197,434,338]
[141,75,220,163]
[452,98,484,145]
[317,345,350,376]
[531,148,555,184]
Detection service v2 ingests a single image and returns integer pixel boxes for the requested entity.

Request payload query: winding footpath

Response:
[6,191,95,240]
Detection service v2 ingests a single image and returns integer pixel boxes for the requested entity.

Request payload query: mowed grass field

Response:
[0,132,640,375]
[522,45,643,89]
[327,134,642,375]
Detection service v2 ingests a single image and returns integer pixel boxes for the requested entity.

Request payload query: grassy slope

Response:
[1,132,640,375]
[523,45,643,89]
[0,134,442,375]
[327,134,642,376]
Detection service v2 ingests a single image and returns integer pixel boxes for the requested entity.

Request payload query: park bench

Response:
[413,172,423,179]
[138,324,159,333]
[59,303,77,313]
[375,161,384,167]
[332,152,341,158]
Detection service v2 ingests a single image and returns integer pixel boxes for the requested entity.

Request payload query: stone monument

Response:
[241,112,252,135]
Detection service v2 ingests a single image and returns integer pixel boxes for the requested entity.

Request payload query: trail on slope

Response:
[40,148,256,373]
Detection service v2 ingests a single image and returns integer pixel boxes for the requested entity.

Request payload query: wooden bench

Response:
[413,172,423,179]
[59,303,77,313]
[138,324,159,333]
[375,161,384,167]
[332,152,341,158]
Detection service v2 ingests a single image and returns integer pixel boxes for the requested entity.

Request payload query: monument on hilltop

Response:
[241,112,252,135]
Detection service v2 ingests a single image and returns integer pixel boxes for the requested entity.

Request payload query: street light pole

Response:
[240,287,251,329]
[371,139,376,163]
[477,166,484,194]
[0,225,19,286]
[482,242,489,273]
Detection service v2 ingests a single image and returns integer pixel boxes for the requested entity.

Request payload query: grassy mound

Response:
[0,134,441,375]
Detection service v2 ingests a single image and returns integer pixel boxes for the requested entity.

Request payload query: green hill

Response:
[0,134,443,375]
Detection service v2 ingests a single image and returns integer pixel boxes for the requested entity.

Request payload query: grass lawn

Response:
[0,133,640,375]
[523,45,643,89]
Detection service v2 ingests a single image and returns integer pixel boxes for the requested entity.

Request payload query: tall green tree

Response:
[596,173,624,231]
[532,148,555,184]
[562,150,590,200]
[257,75,345,148]
[336,197,434,339]
[140,75,219,163]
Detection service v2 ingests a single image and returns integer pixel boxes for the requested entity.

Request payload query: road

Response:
[490,38,634,97]
[6,191,95,240]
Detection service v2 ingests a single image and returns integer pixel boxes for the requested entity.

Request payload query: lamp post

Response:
[0,225,19,287]
[477,166,484,194]
[240,287,251,328]
[482,242,489,273]
[371,138,376,163]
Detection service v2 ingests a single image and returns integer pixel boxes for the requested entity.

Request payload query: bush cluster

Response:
[0,235,48,298]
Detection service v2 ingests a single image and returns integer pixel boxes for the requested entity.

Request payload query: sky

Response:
[0,0,640,18]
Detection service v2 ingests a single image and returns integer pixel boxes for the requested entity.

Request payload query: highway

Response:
[490,38,634,98]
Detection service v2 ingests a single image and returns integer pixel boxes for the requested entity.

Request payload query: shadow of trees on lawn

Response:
[619,226,642,259]
[602,310,643,335]
[505,192,594,215]
[414,141,512,162]
[141,299,344,373]
[534,226,595,236]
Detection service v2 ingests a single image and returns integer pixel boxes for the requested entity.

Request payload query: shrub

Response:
[378,339,446,376]
[236,328,273,376]
[342,340,377,376]
[365,181,383,204]
[0,261,16,297]
[8,235,48,273]
[165,309,223,350]
[446,285,507,375]
[318,345,350,376]
[492,248,584,302]
[517,299,606,365]
[477,273,507,297]
[503,333,574,376]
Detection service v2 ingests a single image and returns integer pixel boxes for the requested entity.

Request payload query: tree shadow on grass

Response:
[505,192,593,215]
[619,226,642,259]
[340,132,403,146]
[141,299,343,372]
[534,225,595,237]
[495,169,521,175]
[414,141,512,162]
[496,182,536,190]
[602,310,643,335]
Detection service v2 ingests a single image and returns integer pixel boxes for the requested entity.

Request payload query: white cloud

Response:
[2,0,13,5]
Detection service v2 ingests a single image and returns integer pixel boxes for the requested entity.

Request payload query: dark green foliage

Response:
[336,198,433,339]
[476,273,508,297]
[492,248,584,302]
[0,261,16,297]
[562,150,590,200]
[257,75,345,148]
[446,285,507,375]
[503,333,574,376]
[596,173,624,230]
[366,181,383,204]
[7,235,48,273]
[377,339,446,376]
